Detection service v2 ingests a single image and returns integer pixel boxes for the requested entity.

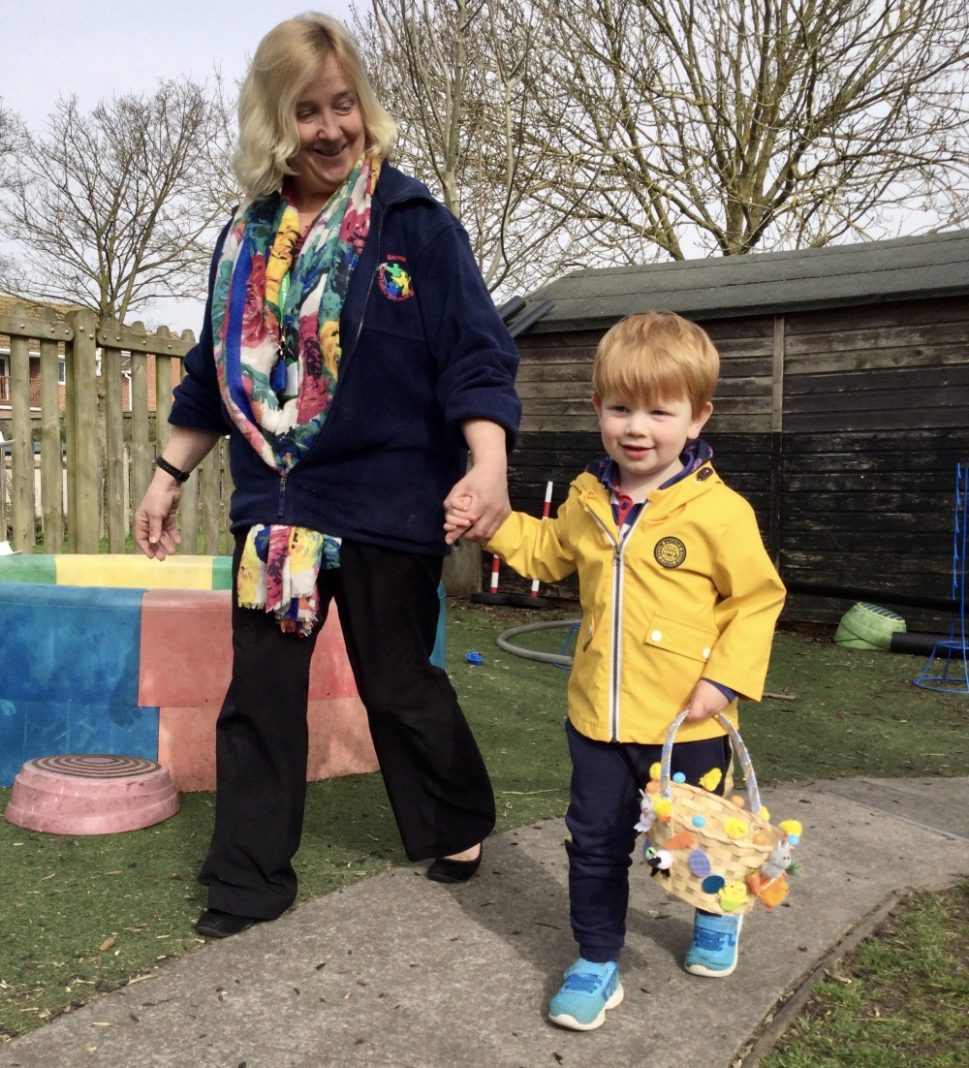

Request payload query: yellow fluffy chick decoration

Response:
[723,817,749,840]
[698,768,722,792]
[718,880,749,912]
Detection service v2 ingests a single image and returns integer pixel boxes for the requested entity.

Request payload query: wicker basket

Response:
[647,711,783,915]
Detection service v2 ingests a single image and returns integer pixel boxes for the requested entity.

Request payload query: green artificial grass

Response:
[0,600,965,1043]
[743,627,967,783]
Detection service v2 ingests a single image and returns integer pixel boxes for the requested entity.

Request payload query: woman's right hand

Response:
[133,474,183,560]
[133,428,222,559]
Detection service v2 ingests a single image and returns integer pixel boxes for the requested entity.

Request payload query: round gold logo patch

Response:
[654,537,687,569]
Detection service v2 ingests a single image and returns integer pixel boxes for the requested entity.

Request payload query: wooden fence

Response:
[0,303,231,554]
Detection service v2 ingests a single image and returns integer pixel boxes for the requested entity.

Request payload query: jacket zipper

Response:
[588,502,645,740]
[608,533,624,741]
[337,181,435,374]
[308,202,389,461]
[334,181,426,393]
[272,186,418,509]
[277,470,288,519]
[344,210,383,370]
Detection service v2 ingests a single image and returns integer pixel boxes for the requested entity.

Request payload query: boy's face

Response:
[593,392,712,499]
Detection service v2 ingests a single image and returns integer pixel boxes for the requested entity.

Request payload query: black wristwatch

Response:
[154,456,191,484]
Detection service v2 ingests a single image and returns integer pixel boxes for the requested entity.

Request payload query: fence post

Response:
[99,319,126,553]
[129,348,151,503]
[8,306,33,551]
[65,309,100,553]
[38,335,65,551]
[0,439,9,542]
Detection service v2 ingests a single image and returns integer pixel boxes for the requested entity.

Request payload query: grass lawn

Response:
[761,880,969,1068]
[1,600,966,1056]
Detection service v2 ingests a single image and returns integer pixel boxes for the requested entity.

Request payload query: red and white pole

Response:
[488,553,501,594]
[529,481,554,598]
[541,480,554,520]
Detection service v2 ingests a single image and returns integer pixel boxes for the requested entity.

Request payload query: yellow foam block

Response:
[54,554,217,590]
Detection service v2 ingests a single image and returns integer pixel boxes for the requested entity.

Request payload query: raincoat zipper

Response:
[588,500,646,740]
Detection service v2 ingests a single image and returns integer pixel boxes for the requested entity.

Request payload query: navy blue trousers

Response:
[565,719,730,962]
[199,539,496,919]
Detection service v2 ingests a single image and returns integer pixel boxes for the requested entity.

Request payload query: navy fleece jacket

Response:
[170,164,521,556]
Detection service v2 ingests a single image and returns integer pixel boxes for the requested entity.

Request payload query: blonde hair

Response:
[233,13,397,199]
[591,312,720,416]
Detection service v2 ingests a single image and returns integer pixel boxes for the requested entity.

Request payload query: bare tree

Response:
[353,0,584,296]
[0,101,17,195]
[0,100,25,293]
[0,80,233,322]
[540,0,969,259]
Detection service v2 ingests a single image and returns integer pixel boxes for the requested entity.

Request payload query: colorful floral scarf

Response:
[212,155,380,635]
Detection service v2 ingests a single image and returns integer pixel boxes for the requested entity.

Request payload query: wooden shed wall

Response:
[504,297,969,631]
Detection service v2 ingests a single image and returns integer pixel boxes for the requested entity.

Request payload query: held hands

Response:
[443,492,476,544]
[446,418,511,545]
[133,474,183,560]
[443,465,510,545]
[682,678,731,722]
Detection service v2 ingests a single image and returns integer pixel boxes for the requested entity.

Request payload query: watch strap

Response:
[155,456,190,484]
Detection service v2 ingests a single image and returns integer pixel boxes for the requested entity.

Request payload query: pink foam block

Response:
[140,590,376,791]
[157,696,378,792]
[138,590,359,706]
[4,755,179,835]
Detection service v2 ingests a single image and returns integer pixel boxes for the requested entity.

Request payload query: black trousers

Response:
[198,538,496,918]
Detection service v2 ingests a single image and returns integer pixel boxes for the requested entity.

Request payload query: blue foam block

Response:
[0,583,159,786]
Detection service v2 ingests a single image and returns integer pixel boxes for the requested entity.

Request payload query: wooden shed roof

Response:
[526,229,969,332]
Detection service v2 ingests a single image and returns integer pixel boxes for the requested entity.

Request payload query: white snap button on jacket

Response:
[651,630,663,642]
[702,647,712,658]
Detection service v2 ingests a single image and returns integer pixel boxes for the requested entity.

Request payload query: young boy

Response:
[445,311,786,1031]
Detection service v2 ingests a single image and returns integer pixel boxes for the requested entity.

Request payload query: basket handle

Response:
[660,710,762,814]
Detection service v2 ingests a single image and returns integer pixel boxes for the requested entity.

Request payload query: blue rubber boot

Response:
[684,910,743,977]
[548,958,623,1031]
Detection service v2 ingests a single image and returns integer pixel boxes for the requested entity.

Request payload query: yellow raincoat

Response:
[487,465,786,745]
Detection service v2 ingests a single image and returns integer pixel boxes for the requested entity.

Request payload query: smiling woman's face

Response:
[289,52,366,210]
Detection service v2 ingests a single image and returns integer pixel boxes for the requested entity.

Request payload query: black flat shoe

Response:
[195,908,264,939]
[427,846,483,884]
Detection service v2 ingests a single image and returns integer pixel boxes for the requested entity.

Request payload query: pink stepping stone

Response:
[3,754,179,835]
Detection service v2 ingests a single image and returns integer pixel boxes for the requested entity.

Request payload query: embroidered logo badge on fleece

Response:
[377,259,414,301]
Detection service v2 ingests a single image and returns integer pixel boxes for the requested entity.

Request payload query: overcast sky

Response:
[2,1,355,331]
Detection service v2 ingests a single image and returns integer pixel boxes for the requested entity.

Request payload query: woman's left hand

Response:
[444,464,510,544]
[444,419,511,544]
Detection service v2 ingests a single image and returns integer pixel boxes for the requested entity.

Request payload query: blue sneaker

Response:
[684,910,743,977]
[548,958,623,1031]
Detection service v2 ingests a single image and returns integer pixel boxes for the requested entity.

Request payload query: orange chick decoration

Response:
[747,840,793,911]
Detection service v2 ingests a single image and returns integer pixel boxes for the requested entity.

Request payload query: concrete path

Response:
[0,777,966,1068]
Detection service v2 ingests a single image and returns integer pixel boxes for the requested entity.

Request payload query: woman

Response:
[133,13,520,939]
